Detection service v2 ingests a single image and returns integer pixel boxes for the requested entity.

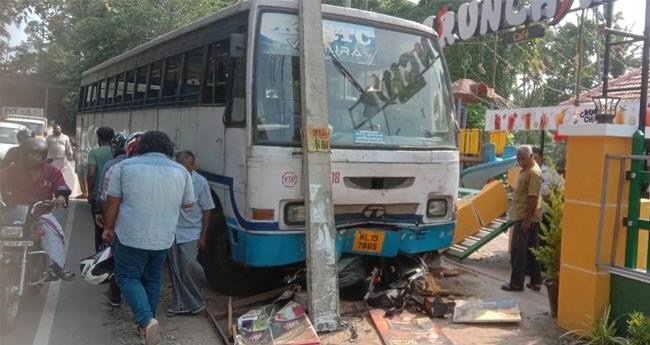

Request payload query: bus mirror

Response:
[230,33,246,58]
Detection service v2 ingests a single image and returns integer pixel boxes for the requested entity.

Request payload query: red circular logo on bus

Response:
[282,172,298,188]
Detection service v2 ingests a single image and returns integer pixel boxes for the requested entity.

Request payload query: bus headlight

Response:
[285,202,305,225]
[427,199,448,218]
[0,226,23,239]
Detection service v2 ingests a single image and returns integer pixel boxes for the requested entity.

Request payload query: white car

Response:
[0,121,29,162]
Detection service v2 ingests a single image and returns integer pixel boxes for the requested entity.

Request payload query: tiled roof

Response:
[452,78,512,107]
[561,68,644,105]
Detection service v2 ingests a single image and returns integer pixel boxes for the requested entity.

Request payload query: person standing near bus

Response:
[98,132,142,307]
[45,125,73,172]
[502,145,543,292]
[167,150,214,316]
[102,131,194,345]
[86,126,115,251]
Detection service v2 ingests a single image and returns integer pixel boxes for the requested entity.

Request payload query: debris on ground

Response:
[369,309,453,345]
[234,301,320,345]
[452,298,521,324]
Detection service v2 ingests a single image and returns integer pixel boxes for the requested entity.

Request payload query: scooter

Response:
[0,199,56,335]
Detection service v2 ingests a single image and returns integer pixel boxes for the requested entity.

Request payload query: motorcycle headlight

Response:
[284,202,305,225]
[427,198,448,218]
[0,226,23,239]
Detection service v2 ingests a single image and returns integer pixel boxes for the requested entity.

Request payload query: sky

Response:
[3,0,647,46]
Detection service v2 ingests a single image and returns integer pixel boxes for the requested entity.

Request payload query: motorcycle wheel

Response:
[0,265,21,335]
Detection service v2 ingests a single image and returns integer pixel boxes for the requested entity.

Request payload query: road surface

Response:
[1,200,221,345]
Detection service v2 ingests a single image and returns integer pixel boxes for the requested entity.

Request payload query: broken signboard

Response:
[369,309,453,345]
[452,298,521,324]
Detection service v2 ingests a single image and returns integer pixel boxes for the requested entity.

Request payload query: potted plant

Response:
[531,188,563,318]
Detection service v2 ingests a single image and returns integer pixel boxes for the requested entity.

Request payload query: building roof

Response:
[452,78,511,107]
[562,68,644,105]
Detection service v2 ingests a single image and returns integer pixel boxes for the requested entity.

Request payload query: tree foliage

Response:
[1,0,237,111]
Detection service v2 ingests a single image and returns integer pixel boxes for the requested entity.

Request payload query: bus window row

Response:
[79,41,230,111]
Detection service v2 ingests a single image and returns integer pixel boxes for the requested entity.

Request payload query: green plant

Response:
[531,188,564,281]
[562,305,628,345]
[627,311,650,345]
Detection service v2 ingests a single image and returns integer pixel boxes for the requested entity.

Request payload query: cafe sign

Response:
[424,0,604,47]
[502,25,545,44]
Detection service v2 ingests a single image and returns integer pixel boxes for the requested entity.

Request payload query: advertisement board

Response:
[484,100,641,131]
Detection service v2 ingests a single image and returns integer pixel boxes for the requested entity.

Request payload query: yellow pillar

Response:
[557,125,633,331]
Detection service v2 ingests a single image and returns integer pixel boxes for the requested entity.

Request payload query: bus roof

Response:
[81,0,436,80]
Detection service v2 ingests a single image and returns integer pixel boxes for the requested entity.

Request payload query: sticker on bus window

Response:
[354,130,384,144]
[259,13,376,66]
[259,13,300,56]
[323,20,376,66]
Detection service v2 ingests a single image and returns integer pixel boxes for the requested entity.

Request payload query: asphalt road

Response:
[1,201,115,345]
[1,200,220,345]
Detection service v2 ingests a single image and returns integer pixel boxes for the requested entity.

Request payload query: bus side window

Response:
[115,73,125,104]
[98,79,107,105]
[125,69,135,103]
[203,41,229,104]
[85,85,92,109]
[147,61,163,102]
[90,83,98,107]
[182,47,204,103]
[106,76,116,105]
[78,86,86,110]
[163,54,182,103]
[134,66,147,101]
[225,56,246,127]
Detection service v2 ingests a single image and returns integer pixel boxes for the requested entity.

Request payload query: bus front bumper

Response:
[226,220,455,267]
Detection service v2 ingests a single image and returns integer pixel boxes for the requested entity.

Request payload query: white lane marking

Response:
[32,202,77,345]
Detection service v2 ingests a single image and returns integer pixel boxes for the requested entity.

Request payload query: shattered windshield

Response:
[254,12,455,148]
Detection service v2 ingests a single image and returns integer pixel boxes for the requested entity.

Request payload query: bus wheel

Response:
[200,208,283,296]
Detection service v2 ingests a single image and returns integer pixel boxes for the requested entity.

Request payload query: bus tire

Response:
[200,204,283,296]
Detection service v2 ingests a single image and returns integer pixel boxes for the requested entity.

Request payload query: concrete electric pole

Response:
[299,0,341,333]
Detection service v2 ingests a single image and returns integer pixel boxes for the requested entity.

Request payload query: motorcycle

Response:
[0,199,56,335]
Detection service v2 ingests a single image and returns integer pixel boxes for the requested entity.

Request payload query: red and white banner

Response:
[484,100,641,132]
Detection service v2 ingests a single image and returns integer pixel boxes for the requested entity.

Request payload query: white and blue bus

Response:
[77,0,458,294]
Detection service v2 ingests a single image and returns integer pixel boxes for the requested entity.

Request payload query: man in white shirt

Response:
[45,125,73,172]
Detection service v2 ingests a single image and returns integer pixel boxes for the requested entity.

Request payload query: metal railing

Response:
[596,152,650,284]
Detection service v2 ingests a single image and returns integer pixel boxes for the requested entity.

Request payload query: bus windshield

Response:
[254,12,454,148]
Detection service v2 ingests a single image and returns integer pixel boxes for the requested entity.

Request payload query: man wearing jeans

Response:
[502,145,543,292]
[102,131,194,345]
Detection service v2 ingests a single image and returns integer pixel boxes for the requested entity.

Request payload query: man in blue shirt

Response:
[102,131,194,345]
[167,150,215,316]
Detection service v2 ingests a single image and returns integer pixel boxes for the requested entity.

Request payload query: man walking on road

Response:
[502,145,543,292]
[45,125,73,172]
[102,131,194,345]
[167,150,214,316]
[87,126,115,251]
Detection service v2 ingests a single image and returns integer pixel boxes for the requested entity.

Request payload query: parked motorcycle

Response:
[0,199,56,335]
